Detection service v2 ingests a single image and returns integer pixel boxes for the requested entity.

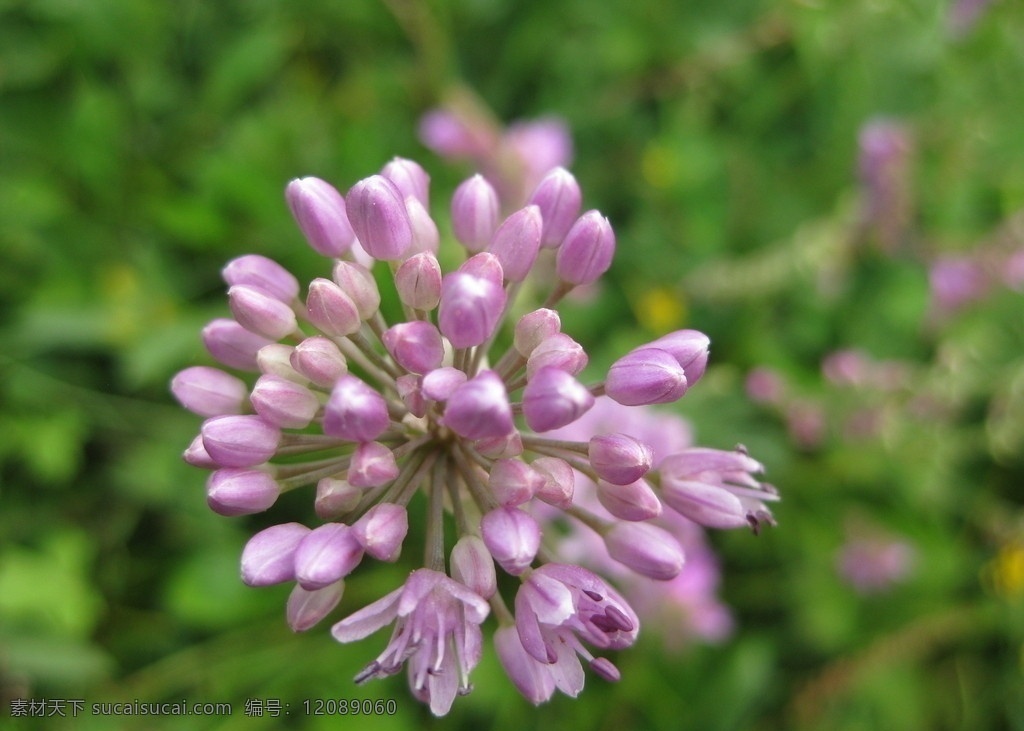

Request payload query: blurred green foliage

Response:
[2,0,1023,729]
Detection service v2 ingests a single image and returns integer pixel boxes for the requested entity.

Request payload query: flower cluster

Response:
[171,156,778,715]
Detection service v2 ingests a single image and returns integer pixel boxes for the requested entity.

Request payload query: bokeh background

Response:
[2,0,1023,729]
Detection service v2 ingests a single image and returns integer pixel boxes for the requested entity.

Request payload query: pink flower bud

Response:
[588,434,653,485]
[347,441,400,488]
[418,108,497,158]
[382,321,444,374]
[183,434,218,468]
[481,507,541,575]
[473,430,524,459]
[201,415,281,468]
[394,252,442,311]
[488,205,542,282]
[513,308,561,357]
[305,278,361,337]
[528,167,582,248]
[222,255,299,303]
[525,333,588,378]
[531,456,575,508]
[294,523,364,590]
[287,581,344,632]
[323,376,390,443]
[395,374,427,418]
[404,195,440,255]
[555,210,615,285]
[603,522,684,580]
[442,371,514,440]
[659,479,751,530]
[488,459,545,506]
[421,366,467,401]
[241,522,310,586]
[228,284,297,340]
[290,336,348,387]
[605,348,688,406]
[595,478,662,521]
[346,175,413,260]
[438,271,506,349]
[451,174,500,252]
[380,156,430,208]
[256,343,306,383]
[315,478,361,520]
[522,367,594,432]
[286,176,356,256]
[207,467,280,516]
[459,251,504,286]
[450,535,497,599]
[202,318,273,371]
[331,261,381,320]
[250,375,319,429]
[649,329,710,385]
[171,366,247,417]
[352,502,408,561]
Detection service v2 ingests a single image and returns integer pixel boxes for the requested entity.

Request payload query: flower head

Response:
[171,153,777,714]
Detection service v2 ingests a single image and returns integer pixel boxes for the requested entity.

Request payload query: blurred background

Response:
[2,0,1023,728]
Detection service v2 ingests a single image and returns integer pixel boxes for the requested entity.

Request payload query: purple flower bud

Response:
[207,467,280,516]
[488,459,545,506]
[404,195,440,255]
[348,441,400,488]
[531,456,575,508]
[394,252,442,311]
[171,366,247,417]
[315,478,361,520]
[514,308,561,357]
[222,255,300,303]
[256,343,306,383]
[604,348,688,406]
[438,271,506,348]
[290,336,348,387]
[459,251,504,286]
[202,318,273,371]
[250,375,320,429]
[286,176,356,256]
[588,434,653,485]
[382,321,444,374]
[528,167,582,248]
[228,284,298,340]
[481,507,541,575]
[183,433,218,468]
[380,157,430,208]
[201,415,281,468]
[421,366,467,401]
[294,523,364,590]
[287,580,344,632]
[418,108,496,158]
[473,430,525,459]
[323,376,390,443]
[522,367,595,433]
[332,261,381,320]
[443,371,514,440]
[595,478,662,521]
[659,479,751,530]
[395,374,427,418]
[352,502,408,561]
[649,329,710,385]
[305,278,361,337]
[525,333,588,379]
[451,174,500,252]
[450,535,497,599]
[555,210,615,285]
[346,175,413,260]
[241,522,310,586]
[489,205,542,282]
[494,625,555,705]
[603,522,684,580]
